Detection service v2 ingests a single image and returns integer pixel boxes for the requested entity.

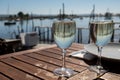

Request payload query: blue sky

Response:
[0,0,120,15]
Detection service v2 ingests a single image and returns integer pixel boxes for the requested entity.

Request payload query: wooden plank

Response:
[13,55,67,80]
[0,62,40,80]
[69,43,84,51]
[71,43,84,48]
[101,72,120,80]
[13,55,59,72]
[0,73,10,80]
[0,44,56,59]
[44,47,73,55]
[68,69,97,80]
[1,57,59,80]
[44,47,62,55]
[25,52,86,72]
[50,43,82,49]
[44,44,84,56]
[42,48,89,67]
[63,43,85,51]
[50,46,81,54]
[47,43,84,54]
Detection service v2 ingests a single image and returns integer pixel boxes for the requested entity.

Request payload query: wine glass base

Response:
[88,65,107,75]
[53,68,75,77]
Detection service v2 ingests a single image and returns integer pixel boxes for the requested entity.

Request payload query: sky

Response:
[0,0,120,15]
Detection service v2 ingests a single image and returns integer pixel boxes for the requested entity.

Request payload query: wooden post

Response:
[51,27,54,43]
[46,27,48,43]
[43,28,45,43]
[80,28,82,43]
[39,27,41,42]
[78,28,82,43]
[88,27,91,44]
[77,29,79,43]
[111,29,114,42]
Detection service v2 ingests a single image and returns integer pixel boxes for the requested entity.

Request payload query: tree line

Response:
[1,11,120,21]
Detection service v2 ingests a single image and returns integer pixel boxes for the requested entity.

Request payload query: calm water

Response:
[0,17,120,43]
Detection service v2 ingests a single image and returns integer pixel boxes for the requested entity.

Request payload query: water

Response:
[0,16,120,43]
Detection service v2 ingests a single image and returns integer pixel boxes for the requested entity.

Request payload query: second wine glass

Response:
[52,20,76,77]
[89,20,114,75]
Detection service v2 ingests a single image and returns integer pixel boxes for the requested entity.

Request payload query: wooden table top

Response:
[0,43,120,80]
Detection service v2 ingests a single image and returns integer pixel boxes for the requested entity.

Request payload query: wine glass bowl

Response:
[90,21,114,47]
[52,20,76,77]
[53,21,76,49]
[89,20,114,75]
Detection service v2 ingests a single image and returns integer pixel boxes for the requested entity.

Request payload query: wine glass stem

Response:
[97,46,102,67]
[62,49,66,68]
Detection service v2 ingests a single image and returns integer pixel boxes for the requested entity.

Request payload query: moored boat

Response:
[4,21,16,25]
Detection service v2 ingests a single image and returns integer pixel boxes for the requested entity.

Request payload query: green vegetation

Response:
[17,11,29,20]
[0,11,29,21]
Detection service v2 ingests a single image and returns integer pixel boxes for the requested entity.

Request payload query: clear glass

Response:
[52,20,76,77]
[89,20,114,75]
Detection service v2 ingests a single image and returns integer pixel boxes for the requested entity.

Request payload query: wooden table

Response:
[0,43,120,80]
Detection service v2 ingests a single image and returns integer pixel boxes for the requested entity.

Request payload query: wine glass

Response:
[89,20,114,75]
[52,20,76,77]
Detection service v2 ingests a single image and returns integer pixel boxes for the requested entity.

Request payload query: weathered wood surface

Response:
[0,43,120,80]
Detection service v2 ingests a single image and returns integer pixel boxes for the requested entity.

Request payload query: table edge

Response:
[0,44,57,59]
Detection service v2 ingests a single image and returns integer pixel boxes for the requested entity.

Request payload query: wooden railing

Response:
[34,26,120,44]
[34,26,54,43]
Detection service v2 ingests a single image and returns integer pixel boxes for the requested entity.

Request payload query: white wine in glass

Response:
[52,20,76,77]
[89,20,114,75]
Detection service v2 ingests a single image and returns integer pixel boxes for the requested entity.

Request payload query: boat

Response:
[4,4,16,26]
[4,21,16,25]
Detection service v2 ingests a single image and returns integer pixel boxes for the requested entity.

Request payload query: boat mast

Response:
[7,4,9,16]
[90,4,95,21]
[62,3,65,20]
